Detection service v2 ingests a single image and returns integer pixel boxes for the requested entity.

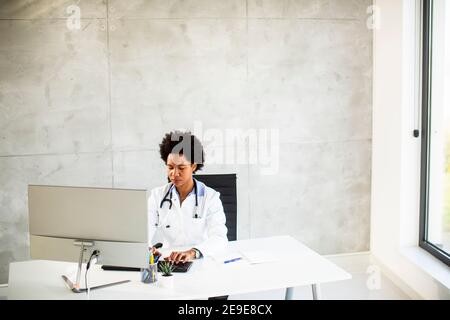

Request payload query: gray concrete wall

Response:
[0,0,373,284]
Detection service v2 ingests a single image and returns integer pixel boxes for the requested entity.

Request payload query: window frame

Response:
[418,0,450,266]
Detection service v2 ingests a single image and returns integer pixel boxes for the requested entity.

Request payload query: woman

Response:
[148,131,228,263]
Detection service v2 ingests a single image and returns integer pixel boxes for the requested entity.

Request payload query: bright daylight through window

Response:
[420,0,450,265]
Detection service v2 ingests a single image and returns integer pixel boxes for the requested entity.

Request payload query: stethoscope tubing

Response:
[156,179,200,227]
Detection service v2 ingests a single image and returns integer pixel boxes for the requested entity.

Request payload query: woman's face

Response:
[166,153,197,188]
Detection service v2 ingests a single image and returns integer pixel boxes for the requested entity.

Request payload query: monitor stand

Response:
[61,241,131,293]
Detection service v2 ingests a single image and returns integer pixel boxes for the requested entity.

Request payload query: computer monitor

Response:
[28,185,149,293]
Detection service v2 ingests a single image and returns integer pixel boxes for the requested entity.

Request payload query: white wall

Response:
[371,0,450,299]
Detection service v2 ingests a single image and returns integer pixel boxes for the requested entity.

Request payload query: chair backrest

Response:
[194,174,237,241]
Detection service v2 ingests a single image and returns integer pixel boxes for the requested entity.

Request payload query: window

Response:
[419,0,450,266]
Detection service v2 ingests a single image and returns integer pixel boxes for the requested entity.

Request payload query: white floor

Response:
[0,252,412,300]
[229,252,411,300]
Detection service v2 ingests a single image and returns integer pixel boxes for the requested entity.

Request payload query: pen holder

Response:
[141,263,158,284]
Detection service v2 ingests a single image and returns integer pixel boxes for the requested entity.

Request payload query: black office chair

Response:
[194,173,237,241]
[194,173,237,300]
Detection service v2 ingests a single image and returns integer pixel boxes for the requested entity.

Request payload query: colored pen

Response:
[150,252,155,282]
[224,257,242,264]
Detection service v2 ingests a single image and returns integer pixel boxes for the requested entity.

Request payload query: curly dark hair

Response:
[159,131,205,172]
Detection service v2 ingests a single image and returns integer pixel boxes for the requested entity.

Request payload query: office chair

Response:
[194,173,237,241]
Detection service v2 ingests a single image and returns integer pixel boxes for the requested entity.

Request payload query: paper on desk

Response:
[211,251,244,264]
[240,250,280,264]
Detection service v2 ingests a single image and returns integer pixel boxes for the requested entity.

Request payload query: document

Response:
[239,250,280,264]
[211,251,243,264]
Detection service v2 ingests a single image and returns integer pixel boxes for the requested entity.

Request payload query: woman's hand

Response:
[166,249,196,264]
[150,246,161,257]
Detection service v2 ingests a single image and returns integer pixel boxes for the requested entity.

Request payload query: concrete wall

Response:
[0,0,373,283]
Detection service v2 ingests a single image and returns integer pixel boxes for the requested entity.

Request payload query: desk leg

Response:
[311,284,321,300]
[285,287,294,300]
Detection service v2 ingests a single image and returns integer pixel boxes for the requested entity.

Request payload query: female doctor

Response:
[147,131,228,264]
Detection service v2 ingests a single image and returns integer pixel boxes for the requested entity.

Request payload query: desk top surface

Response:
[8,235,351,299]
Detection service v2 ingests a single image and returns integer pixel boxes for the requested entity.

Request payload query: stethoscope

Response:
[155,179,201,228]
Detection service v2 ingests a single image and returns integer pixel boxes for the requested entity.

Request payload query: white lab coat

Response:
[147,179,228,257]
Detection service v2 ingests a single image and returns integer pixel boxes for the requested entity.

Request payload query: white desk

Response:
[8,235,351,300]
